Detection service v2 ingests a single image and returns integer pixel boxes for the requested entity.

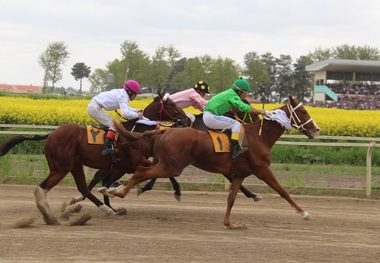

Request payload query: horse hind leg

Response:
[110,162,180,198]
[224,176,247,229]
[169,177,181,201]
[223,173,262,202]
[34,186,60,225]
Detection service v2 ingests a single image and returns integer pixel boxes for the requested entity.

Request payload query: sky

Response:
[1,0,380,91]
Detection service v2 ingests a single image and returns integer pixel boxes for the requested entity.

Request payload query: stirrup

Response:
[231,147,247,160]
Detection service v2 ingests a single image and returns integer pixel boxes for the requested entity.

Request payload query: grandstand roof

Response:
[306,59,380,73]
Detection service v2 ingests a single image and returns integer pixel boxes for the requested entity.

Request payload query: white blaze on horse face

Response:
[287,101,320,139]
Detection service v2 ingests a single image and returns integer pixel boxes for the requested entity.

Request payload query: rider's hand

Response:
[137,111,143,119]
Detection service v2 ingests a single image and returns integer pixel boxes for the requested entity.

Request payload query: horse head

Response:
[285,96,320,139]
[143,91,191,127]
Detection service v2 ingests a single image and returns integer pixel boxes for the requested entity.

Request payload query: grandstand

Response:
[306,59,380,109]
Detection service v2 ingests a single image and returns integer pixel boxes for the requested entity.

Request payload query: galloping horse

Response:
[137,109,263,202]
[108,96,320,228]
[87,109,261,209]
[0,92,190,224]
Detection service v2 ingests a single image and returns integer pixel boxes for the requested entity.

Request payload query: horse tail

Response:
[0,134,49,156]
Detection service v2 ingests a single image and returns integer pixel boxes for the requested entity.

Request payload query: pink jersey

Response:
[169,88,208,111]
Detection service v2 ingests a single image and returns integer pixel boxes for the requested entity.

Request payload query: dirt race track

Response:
[0,184,379,263]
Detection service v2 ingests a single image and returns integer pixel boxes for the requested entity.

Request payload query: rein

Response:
[158,97,177,122]
[114,110,128,120]
[115,94,183,132]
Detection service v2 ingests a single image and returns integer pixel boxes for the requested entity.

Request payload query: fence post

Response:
[366,142,375,198]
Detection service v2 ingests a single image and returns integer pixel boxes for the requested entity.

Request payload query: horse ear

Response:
[157,89,162,98]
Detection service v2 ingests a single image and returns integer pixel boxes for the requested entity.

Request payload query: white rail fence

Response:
[1,124,379,197]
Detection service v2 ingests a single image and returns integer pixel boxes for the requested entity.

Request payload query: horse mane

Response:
[114,120,164,141]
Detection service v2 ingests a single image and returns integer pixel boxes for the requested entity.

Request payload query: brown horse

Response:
[108,96,320,228]
[0,92,190,225]
[136,110,263,201]
[87,109,262,209]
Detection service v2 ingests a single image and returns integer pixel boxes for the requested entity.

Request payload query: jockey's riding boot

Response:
[101,130,119,156]
[230,139,247,160]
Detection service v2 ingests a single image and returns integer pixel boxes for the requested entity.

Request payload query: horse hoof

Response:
[136,186,143,196]
[174,194,181,201]
[69,197,77,205]
[226,223,248,230]
[99,204,116,215]
[103,191,116,198]
[302,212,311,220]
[98,187,107,194]
[107,210,117,216]
[253,195,263,202]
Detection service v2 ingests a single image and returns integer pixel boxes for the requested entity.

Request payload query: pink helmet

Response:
[123,80,141,94]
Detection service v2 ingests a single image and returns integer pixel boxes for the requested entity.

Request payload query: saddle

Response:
[208,126,248,153]
[87,124,116,145]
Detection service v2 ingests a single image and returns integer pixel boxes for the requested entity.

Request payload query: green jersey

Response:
[204,88,251,115]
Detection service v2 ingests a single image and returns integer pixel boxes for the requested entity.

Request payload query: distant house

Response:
[0,84,42,93]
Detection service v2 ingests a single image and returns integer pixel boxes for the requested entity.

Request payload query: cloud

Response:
[1,0,380,90]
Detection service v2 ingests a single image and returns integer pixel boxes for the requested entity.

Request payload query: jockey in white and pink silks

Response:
[87,80,143,156]
[169,81,210,123]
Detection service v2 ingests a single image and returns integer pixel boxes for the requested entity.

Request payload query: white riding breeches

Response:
[203,111,241,134]
[87,100,116,131]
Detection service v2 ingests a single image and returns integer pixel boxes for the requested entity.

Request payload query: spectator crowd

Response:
[312,83,380,110]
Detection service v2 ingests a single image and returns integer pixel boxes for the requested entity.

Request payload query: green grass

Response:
[1,154,380,191]
[270,163,380,176]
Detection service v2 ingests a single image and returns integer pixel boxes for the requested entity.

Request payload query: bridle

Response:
[114,93,188,126]
[287,101,318,133]
[158,93,189,126]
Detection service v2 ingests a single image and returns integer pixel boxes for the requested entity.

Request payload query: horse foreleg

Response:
[256,168,311,220]
[223,173,262,202]
[137,178,157,195]
[224,176,245,229]
[71,163,116,216]
[70,169,113,205]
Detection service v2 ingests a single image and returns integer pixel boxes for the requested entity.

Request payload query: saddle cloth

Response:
[208,131,230,152]
[208,125,248,153]
[87,126,106,144]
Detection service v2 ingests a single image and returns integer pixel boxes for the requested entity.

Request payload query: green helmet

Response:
[232,77,250,91]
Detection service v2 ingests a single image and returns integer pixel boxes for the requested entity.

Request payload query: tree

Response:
[119,40,150,87]
[242,52,270,93]
[207,56,240,94]
[88,68,108,94]
[274,55,294,103]
[307,47,333,63]
[332,44,358,59]
[71,62,91,95]
[292,56,314,102]
[38,41,70,93]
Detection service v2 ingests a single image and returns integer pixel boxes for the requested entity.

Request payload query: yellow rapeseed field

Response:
[1,96,379,137]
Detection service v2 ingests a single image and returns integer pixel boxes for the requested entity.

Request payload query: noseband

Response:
[287,102,318,133]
